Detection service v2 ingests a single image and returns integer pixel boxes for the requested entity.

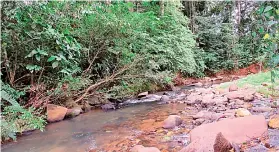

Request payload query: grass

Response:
[218,71,279,97]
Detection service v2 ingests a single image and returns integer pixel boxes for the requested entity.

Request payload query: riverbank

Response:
[2,70,279,151]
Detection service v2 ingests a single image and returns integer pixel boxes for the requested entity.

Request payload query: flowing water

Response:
[1,102,191,152]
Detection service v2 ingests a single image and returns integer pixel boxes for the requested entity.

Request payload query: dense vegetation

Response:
[1,1,278,141]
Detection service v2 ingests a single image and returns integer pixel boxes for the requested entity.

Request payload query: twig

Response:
[83,43,106,74]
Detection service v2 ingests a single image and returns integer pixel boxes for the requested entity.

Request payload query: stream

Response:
[2,80,279,152]
[1,101,190,152]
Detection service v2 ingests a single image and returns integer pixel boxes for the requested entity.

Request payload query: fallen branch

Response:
[75,57,143,103]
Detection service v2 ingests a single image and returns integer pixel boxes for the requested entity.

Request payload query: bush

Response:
[1,80,46,141]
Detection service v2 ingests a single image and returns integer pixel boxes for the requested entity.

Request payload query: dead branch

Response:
[75,58,143,103]
[83,43,106,74]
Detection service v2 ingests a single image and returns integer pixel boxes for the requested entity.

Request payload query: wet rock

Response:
[185,115,267,151]
[66,107,82,118]
[229,84,238,92]
[160,95,170,103]
[47,104,68,122]
[163,115,182,129]
[235,108,251,117]
[246,144,269,152]
[252,107,272,113]
[213,132,232,152]
[244,94,254,102]
[130,145,160,152]
[268,114,279,129]
[101,103,116,110]
[138,92,148,98]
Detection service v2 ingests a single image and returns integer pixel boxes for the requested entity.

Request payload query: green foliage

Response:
[0,81,46,141]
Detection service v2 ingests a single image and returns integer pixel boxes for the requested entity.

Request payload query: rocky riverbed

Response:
[2,81,279,152]
[98,83,279,152]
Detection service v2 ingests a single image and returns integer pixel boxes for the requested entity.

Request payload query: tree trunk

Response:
[159,1,164,16]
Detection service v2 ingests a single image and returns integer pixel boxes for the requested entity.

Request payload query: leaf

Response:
[264,6,273,12]
[276,9,279,15]
[259,27,264,34]
[257,5,265,14]
[252,32,257,37]
[263,33,270,39]
[47,56,56,62]
[25,50,37,58]
[52,61,59,68]
[37,49,48,56]
[35,54,40,61]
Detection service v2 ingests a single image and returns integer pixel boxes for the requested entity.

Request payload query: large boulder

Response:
[130,145,160,152]
[163,115,182,129]
[47,104,68,122]
[180,115,267,151]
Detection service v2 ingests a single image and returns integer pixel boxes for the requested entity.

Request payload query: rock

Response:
[66,107,82,117]
[186,93,202,105]
[101,103,115,110]
[268,129,279,147]
[181,115,267,151]
[47,104,68,122]
[254,93,263,99]
[241,102,253,109]
[160,95,170,103]
[231,143,240,152]
[246,144,269,152]
[214,96,228,105]
[244,94,254,102]
[138,92,148,98]
[235,108,251,117]
[201,94,215,106]
[193,82,203,87]
[233,99,244,105]
[268,115,279,129]
[163,115,182,129]
[130,145,160,152]
[192,110,213,120]
[213,132,232,152]
[142,94,162,102]
[226,91,245,100]
[252,107,272,113]
[83,102,93,112]
[193,118,205,126]
[229,84,238,92]
[195,88,212,95]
